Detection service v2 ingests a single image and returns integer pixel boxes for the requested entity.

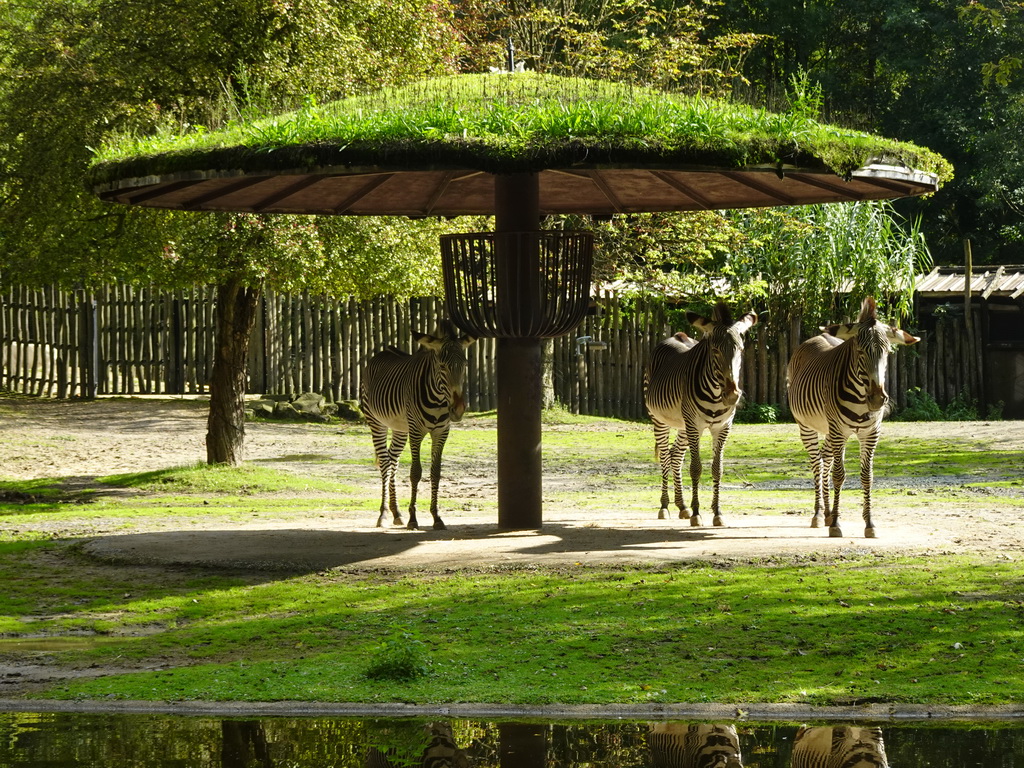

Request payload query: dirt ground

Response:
[1,395,1022,571]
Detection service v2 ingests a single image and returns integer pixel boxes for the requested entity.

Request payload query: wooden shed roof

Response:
[916,266,1024,299]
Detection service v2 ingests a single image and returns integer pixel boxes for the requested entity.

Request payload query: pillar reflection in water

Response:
[221,721,272,768]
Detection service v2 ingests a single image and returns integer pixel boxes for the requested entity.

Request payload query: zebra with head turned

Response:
[649,723,743,768]
[360,320,476,530]
[791,726,887,768]
[787,297,919,538]
[643,303,758,526]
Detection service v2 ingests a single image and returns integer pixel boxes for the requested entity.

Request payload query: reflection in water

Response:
[791,726,887,768]
[0,712,1019,767]
[649,723,743,768]
[222,721,272,768]
[365,721,469,768]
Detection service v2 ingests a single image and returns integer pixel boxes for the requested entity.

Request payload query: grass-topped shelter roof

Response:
[88,73,950,216]
[87,72,952,532]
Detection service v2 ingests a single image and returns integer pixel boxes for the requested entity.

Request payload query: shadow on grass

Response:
[78,519,776,574]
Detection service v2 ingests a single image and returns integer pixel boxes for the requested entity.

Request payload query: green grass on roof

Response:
[89,73,953,184]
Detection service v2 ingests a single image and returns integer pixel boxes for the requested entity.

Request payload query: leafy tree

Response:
[709,0,1024,265]
[0,0,463,463]
[454,0,764,92]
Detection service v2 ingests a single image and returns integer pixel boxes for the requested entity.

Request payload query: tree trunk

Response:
[206,277,261,465]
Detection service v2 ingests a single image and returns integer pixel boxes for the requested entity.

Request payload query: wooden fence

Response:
[1,284,986,418]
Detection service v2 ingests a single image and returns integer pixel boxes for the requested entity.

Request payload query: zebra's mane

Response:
[711,302,732,325]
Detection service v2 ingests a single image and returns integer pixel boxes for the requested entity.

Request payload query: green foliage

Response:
[896,388,945,422]
[733,402,782,424]
[944,391,981,422]
[895,388,986,422]
[363,627,432,682]
[458,0,766,94]
[0,0,464,294]
[707,0,1024,265]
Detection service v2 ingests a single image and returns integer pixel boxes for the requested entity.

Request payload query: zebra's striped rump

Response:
[787,297,919,538]
[792,726,887,768]
[360,320,475,530]
[643,302,757,526]
[649,723,743,768]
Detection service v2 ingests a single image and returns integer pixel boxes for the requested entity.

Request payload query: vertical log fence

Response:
[1,284,991,419]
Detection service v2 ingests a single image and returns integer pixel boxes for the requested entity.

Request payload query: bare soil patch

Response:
[1,395,1022,571]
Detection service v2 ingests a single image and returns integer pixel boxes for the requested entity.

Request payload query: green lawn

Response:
[0,412,1021,706]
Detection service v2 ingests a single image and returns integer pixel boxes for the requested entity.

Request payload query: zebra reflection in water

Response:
[787,297,919,537]
[360,320,476,530]
[649,723,743,768]
[644,303,758,526]
[792,726,888,768]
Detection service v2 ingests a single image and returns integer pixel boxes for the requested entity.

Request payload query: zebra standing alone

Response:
[360,320,475,530]
[644,303,757,525]
[787,297,919,538]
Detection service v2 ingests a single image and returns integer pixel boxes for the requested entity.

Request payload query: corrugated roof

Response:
[916,266,1024,299]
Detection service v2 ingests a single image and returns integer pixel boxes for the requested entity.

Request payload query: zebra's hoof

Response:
[406,520,420,530]
[712,516,725,527]
[658,509,669,520]
[810,515,824,528]
[433,520,447,531]
[690,514,703,527]
[865,527,877,538]
[829,526,843,538]
[678,509,691,520]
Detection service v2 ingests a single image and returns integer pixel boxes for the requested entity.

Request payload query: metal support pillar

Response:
[494,173,544,530]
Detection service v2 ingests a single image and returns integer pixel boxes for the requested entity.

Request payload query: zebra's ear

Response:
[414,332,443,351]
[822,322,857,339]
[459,334,477,348]
[734,312,758,333]
[686,311,712,333]
[888,327,921,346]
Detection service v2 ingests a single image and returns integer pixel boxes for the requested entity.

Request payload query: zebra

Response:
[649,723,743,768]
[787,297,919,538]
[360,320,476,530]
[644,303,758,526]
[791,726,887,768]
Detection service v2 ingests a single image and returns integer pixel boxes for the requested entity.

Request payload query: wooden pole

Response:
[495,172,543,530]
[963,238,979,405]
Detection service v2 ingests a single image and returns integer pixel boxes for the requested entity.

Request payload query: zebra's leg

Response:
[826,429,847,537]
[427,425,450,530]
[671,431,690,519]
[406,429,425,530]
[708,422,732,526]
[798,425,826,528]
[653,421,673,519]
[685,423,704,527]
[369,419,405,527]
[858,430,880,538]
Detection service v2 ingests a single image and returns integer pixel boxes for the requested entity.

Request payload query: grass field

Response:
[0,398,1021,707]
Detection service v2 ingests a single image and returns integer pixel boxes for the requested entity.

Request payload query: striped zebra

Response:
[644,304,757,525]
[360,321,475,530]
[792,726,887,768]
[649,723,743,768]
[787,297,919,538]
